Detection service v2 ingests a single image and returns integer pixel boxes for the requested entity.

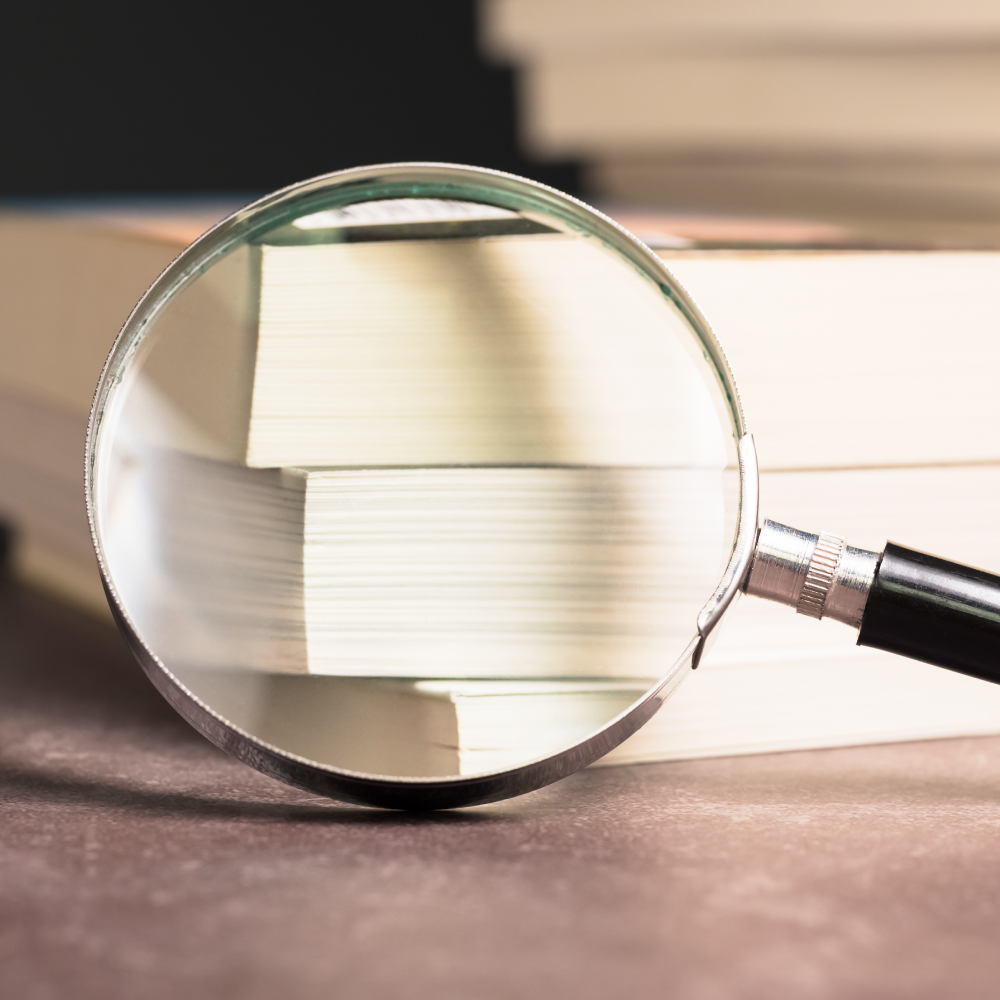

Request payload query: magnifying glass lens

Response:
[91,170,741,787]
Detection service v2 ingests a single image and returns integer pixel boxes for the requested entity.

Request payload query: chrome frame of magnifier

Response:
[85,163,760,810]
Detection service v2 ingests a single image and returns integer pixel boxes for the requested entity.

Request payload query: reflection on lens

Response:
[93,186,739,779]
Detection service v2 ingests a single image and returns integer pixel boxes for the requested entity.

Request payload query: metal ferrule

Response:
[743,519,879,629]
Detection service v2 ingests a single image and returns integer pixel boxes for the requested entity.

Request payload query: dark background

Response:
[0,1,578,197]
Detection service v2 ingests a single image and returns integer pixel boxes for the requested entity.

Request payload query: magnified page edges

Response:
[104,452,724,679]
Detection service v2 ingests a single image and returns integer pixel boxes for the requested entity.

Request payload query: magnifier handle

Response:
[745,521,1000,685]
[857,542,1000,684]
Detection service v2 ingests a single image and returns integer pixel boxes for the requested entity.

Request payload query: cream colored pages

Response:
[99,454,725,679]
[508,51,1000,160]
[0,212,186,418]
[0,207,242,611]
[246,234,727,468]
[406,464,1000,767]
[663,252,1000,470]
[302,466,724,678]
[606,463,1000,763]
[484,0,1000,54]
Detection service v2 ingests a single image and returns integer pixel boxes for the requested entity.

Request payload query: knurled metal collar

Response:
[744,519,879,629]
[796,532,844,619]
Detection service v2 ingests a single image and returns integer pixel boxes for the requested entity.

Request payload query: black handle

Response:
[858,542,1000,684]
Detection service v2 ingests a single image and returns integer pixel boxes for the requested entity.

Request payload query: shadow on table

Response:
[0,758,506,823]
[0,580,509,824]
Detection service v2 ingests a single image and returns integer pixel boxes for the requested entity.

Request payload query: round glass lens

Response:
[89,166,742,782]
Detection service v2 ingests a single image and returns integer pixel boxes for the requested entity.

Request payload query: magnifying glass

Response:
[86,163,1000,809]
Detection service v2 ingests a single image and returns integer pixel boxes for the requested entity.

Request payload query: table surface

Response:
[4,580,1000,1000]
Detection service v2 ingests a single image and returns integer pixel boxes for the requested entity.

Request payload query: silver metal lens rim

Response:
[84,161,757,810]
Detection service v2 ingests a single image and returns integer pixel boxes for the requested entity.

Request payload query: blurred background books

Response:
[483,0,1000,248]
[3,0,1000,764]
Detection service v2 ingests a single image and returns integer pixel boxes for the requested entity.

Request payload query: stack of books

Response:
[4,199,1000,774]
[482,0,1000,245]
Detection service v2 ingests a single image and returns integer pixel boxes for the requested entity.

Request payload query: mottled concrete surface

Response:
[3,581,1000,999]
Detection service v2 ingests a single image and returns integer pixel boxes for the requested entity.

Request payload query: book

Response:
[163,462,1000,776]
[484,0,1000,57]
[0,205,220,612]
[104,452,723,679]
[482,0,1000,244]
[485,47,1000,164]
[140,220,727,470]
[139,217,1000,476]
[165,670,648,777]
[5,201,1000,768]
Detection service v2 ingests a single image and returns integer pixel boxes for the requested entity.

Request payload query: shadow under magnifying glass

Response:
[0,577,515,824]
